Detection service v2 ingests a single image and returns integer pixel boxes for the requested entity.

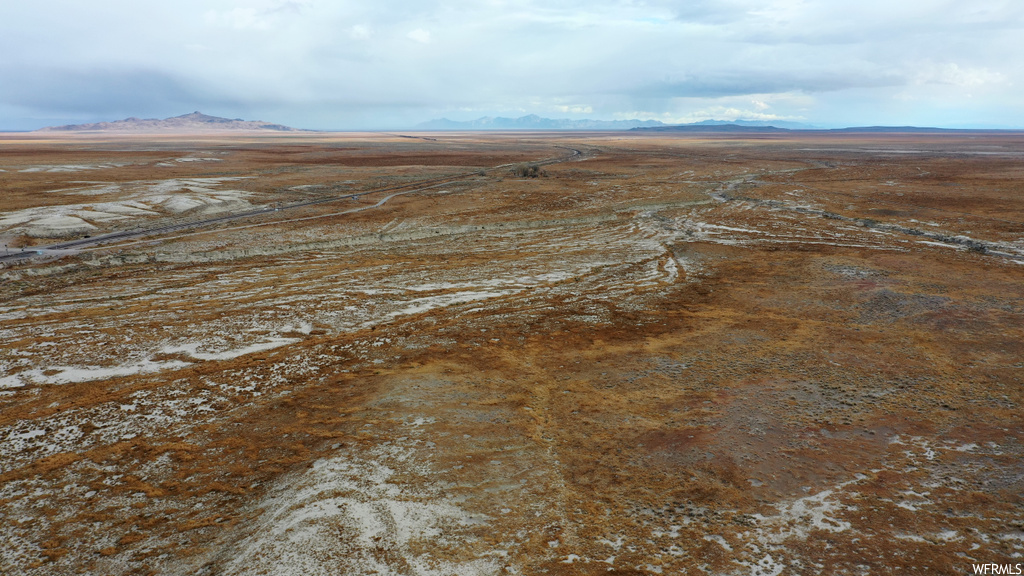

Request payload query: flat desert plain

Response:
[1,131,1022,575]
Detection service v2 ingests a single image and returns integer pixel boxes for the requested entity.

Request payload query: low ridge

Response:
[36,111,304,133]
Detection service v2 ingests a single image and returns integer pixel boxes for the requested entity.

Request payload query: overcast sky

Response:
[1,0,1021,129]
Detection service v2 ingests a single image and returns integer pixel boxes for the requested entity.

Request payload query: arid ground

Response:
[1,131,1022,575]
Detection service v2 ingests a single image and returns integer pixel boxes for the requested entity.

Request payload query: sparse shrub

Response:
[511,163,546,178]
[7,234,33,249]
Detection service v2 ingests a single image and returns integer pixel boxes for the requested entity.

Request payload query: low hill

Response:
[37,111,304,133]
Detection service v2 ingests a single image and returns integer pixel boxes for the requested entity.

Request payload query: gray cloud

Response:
[0,0,1021,129]
[0,68,212,115]
[628,71,907,99]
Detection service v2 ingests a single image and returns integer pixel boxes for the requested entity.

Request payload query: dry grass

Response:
[1,131,1022,575]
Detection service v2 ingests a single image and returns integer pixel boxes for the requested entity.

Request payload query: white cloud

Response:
[203,1,310,31]
[555,105,593,114]
[914,63,1006,88]
[407,28,431,43]
[204,8,273,31]
[667,107,806,124]
[1,0,1021,128]
[350,25,372,40]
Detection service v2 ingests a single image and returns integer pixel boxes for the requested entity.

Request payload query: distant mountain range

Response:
[674,119,815,129]
[36,112,304,132]
[824,126,1017,133]
[416,116,1024,133]
[634,123,793,133]
[415,116,821,131]
[633,124,1023,133]
[416,115,667,130]
[31,113,1020,134]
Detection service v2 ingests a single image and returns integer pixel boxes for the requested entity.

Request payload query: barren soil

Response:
[1,131,1022,575]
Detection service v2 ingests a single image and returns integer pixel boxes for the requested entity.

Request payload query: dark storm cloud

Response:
[0,68,213,115]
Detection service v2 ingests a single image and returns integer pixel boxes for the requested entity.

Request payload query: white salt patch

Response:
[776,488,852,532]
[743,477,860,551]
[20,164,124,173]
[385,290,516,320]
[90,203,158,216]
[20,358,192,385]
[0,310,28,321]
[220,431,500,576]
[406,280,506,292]
[515,271,577,284]
[703,534,732,551]
[663,254,679,283]
[746,554,784,576]
[0,375,26,389]
[700,223,765,234]
[917,241,961,249]
[160,196,209,213]
[598,536,625,551]
[162,337,299,361]
[0,177,253,235]
[66,184,123,196]
[26,215,98,237]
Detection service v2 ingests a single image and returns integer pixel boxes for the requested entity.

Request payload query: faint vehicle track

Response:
[708,170,1024,260]
[0,148,583,265]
